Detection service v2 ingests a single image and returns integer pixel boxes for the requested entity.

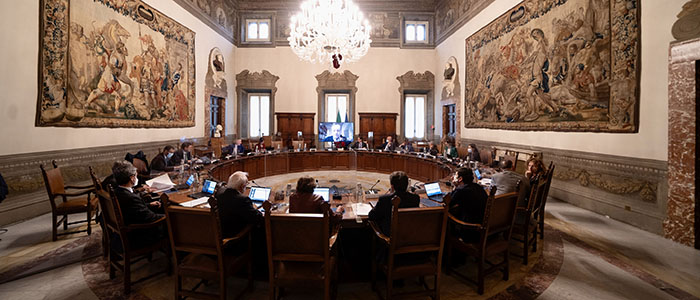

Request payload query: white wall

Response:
[436,0,684,161]
[233,47,436,134]
[0,0,236,156]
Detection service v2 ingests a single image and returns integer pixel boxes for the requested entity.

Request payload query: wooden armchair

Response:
[162,194,253,300]
[511,175,546,265]
[479,149,493,166]
[537,162,555,239]
[369,196,448,300]
[95,186,170,294]
[40,160,98,241]
[445,187,519,295]
[211,137,224,158]
[263,201,338,300]
[88,166,109,258]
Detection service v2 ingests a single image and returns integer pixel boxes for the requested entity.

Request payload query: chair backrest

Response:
[271,140,283,150]
[503,154,517,171]
[483,190,519,239]
[263,136,272,147]
[95,185,127,235]
[479,149,493,165]
[457,147,469,159]
[539,162,555,213]
[131,158,149,175]
[389,196,448,255]
[211,137,223,158]
[88,166,102,191]
[163,195,223,257]
[40,161,65,208]
[264,201,330,263]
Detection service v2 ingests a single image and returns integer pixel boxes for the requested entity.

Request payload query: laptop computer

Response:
[313,187,331,202]
[249,186,271,204]
[188,180,217,198]
[424,182,445,202]
[173,174,195,190]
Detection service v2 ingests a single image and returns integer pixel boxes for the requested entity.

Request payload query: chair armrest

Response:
[368,221,390,245]
[124,216,166,230]
[447,214,482,230]
[56,189,94,197]
[329,225,341,249]
[222,224,253,247]
[65,184,94,190]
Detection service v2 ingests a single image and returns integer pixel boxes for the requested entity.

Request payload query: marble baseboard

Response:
[461,138,668,237]
[0,136,230,226]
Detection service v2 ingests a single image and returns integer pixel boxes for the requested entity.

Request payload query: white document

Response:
[180,197,209,208]
[352,203,372,216]
[146,174,175,192]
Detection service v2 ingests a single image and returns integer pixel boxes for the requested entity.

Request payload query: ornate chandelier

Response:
[288,0,372,69]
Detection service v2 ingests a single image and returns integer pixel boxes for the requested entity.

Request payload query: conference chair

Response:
[263,136,272,148]
[511,175,546,265]
[369,196,448,300]
[40,160,98,241]
[479,149,493,166]
[537,162,556,239]
[263,201,338,300]
[163,194,254,300]
[88,166,109,258]
[210,137,224,158]
[95,185,170,294]
[445,186,519,295]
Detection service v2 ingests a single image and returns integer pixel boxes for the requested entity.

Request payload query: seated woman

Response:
[444,140,458,159]
[425,141,439,156]
[465,143,481,162]
[525,157,547,186]
[254,137,265,152]
[289,176,344,220]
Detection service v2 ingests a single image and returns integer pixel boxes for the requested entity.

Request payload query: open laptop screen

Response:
[313,187,331,202]
[201,180,216,194]
[474,169,482,180]
[424,182,442,197]
[249,187,271,202]
[185,175,195,186]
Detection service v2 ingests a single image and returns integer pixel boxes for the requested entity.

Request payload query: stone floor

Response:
[1,171,699,300]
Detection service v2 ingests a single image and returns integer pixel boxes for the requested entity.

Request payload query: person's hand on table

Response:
[148,201,161,209]
[142,185,155,193]
[335,205,345,214]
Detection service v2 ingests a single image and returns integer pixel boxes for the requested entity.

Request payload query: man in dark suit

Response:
[150,145,176,172]
[169,142,194,166]
[399,140,414,152]
[111,161,165,246]
[380,136,396,151]
[449,167,488,243]
[368,171,419,236]
[352,137,368,149]
[216,171,263,239]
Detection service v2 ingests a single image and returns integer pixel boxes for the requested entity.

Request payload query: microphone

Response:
[251,180,262,187]
[367,179,380,194]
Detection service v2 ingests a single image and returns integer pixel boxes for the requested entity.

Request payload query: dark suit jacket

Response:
[352,141,368,149]
[169,149,190,166]
[368,191,420,235]
[113,186,164,247]
[381,141,396,151]
[150,153,173,172]
[449,182,488,243]
[289,192,342,223]
[399,144,414,152]
[216,187,263,238]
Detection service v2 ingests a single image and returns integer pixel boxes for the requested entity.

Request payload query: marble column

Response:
[666,37,700,247]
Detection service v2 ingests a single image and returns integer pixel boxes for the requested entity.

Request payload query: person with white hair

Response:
[216,171,263,240]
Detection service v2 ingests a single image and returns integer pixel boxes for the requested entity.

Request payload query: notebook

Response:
[249,186,271,203]
[313,187,331,202]
[180,197,209,208]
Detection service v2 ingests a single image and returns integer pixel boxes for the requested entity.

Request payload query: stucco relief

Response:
[554,167,657,203]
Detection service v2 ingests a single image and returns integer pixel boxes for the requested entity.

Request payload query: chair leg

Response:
[52,213,58,241]
[324,275,331,300]
[247,258,254,291]
[63,214,68,230]
[477,257,484,295]
[219,273,227,300]
[175,275,182,300]
[539,217,545,239]
[86,210,92,235]
[386,272,393,300]
[503,250,510,281]
[523,225,529,265]
[532,228,538,253]
[124,259,131,294]
[433,273,440,300]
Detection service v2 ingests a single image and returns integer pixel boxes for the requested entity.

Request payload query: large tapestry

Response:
[464,0,640,132]
[37,0,196,128]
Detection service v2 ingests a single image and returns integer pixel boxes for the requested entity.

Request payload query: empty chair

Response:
[162,194,253,300]
[369,196,448,300]
[211,137,224,158]
[445,186,519,295]
[537,162,555,239]
[40,160,98,241]
[95,185,170,294]
[511,175,546,264]
[263,201,338,300]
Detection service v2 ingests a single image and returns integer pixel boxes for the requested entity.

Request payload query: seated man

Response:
[150,145,175,172]
[352,136,368,149]
[170,142,194,166]
[322,123,348,142]
[222,139,246,156]
[111,161,165,246]
[425,141,438,156]
[448,167,488,243]
[216,171,263,239]
[398,140,414,152]
[381,136,396,151]
[491,160,530,206]
[368,171,419,235]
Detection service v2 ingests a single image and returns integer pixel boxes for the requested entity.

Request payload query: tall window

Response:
[405,21,428,43]
[325,94,349,122]
[246,19,270,41]
[404,94,426,139]
[249,94,270,137]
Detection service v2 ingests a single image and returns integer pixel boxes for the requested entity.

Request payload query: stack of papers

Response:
[180,197,209,208]
[145,174,175,192]
[352,203,372,216]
